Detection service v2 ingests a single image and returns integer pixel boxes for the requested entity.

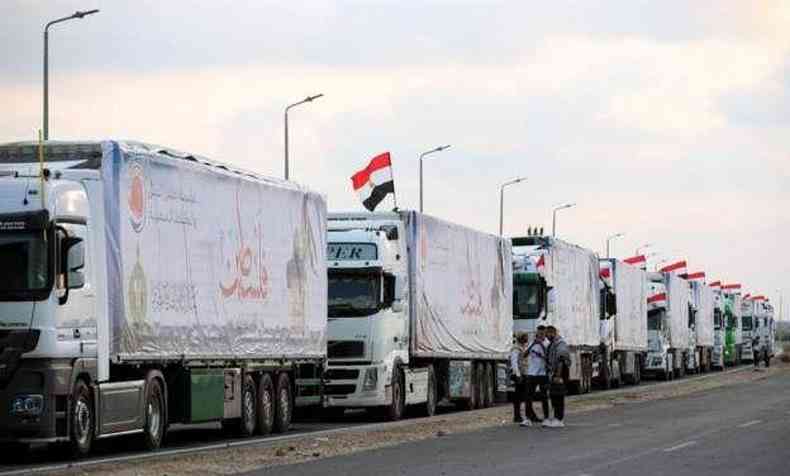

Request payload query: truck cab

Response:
[511,240,546,336]
[686,286,699,373]
[741,300,754,362]
[645,275,674,379]
[324,213,406,414]
[0,143,103,450]
[723,293,742,366]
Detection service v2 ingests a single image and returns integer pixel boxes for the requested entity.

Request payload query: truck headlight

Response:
[11,394,44,416]
[362,368,378,391]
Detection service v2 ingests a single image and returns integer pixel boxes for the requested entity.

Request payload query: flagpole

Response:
[389,154,399,211]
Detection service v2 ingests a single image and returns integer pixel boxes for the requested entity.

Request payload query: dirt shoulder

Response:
[54,362,788,476]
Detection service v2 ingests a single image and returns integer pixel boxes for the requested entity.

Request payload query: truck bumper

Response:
[644,352,667,373]
[323,363,388,408]
[0,358,73,443]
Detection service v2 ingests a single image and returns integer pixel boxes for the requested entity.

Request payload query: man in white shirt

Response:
[522,325,550,426]
[510,332,529,424]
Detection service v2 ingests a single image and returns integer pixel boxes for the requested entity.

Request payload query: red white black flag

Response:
[660,260,687,275]
[351,152,396,211]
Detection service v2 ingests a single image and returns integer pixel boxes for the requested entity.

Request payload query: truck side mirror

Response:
[382,273,396,309]
[59,236,85,304]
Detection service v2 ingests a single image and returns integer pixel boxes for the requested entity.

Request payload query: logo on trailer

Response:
[127,245,148,325]
[128,160,147,233]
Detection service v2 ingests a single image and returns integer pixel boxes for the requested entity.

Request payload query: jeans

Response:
[512,379,527,420]
[525,375,549,421]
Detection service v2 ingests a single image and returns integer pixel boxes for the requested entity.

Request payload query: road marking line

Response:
[737,419,762,428]
[663,440,697,452]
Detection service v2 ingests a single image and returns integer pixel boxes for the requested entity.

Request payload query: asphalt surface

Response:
[254,369,790,476]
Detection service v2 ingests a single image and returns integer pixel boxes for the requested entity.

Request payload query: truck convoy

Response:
[0,141,328,456]
[511,236,599,393]
[599,259,648,386]
[645,272,690,380]
[323,211,512,419]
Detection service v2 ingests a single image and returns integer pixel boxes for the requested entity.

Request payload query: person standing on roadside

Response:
[545,325,571,428]
[522,326,550,426]
[510,332,530,424]
[753,334,762,370]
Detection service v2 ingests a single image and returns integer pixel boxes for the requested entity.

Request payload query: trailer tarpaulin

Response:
[665,273,690,348]
[613,260,648,351]
[409,212,513,359]
[693,282,715,347]
[102,142,328,360]
[541,238,600,347]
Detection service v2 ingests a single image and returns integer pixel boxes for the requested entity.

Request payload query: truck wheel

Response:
[634,357,641,385]
[386,367,405,421]
[257,373,275,435]
[142,374,166,450]
[483,363,494,408]
[601,358,611,390]
[69,380,94,457]
[273,373,292,433]
[238,374,257,437]
[418,365,437,417]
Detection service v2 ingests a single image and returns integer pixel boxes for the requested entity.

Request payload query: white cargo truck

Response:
[690,281,714,372]
[645,272,690,380]
[598,259,648,387]
[0,141,327,456]
[740,298,755,363]
[511,236,599,394]
[323,211,512,420]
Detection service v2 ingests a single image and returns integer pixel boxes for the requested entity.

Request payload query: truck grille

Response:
[327,341,364,359]
[324,384,357,396]
[324,369,360,380]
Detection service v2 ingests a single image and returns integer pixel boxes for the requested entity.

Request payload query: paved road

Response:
[255,370,790,476]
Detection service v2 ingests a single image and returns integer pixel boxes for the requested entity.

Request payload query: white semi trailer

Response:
[511,236,599,394]
[598,259,648,387]
[0,141,327,456]
[741,298,755,363]
[323,211,512,420]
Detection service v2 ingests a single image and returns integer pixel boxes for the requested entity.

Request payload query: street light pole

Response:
[43,9,100,140]
[551,203,576,238]
[418,145,450,213]
[499,177,526,236]
[284,93,323,180]
[606,232,625,258]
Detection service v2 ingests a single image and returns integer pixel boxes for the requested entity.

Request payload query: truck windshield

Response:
[0,231,49,295]
[647,310,663,330]
[741,316,753,330]
[328,270,381,318]
[513,283,540,319]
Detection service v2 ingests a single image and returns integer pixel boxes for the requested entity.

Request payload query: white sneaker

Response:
[520,419,533,427]
[541,419,555,428]
[553,420,565,428]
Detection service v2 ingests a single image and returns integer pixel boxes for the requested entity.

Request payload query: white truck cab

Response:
[645,277,674,379]
[324,214,408,414]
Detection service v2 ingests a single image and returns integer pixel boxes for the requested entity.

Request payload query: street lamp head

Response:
[73,9,100,18]
[305,93,324,102]
[436,145,451,152]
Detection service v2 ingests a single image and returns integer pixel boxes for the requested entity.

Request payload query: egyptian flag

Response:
[648,292,667,305]
[709,281,721,290]
[351,152,395,211]
[722,283,742,293]
[660,260,687,275]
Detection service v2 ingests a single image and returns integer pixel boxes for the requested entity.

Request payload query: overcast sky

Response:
[2,1,788,315]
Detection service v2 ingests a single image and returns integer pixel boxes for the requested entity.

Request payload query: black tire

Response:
[418,365,437,417]
[634,357,642,385]
[387,367,405,421]
[141,373,166,451]
[238,374,257,437]
[257,373,275,435]
[69,380,94,458]
[483,363,495,408]
[273,373,292,433]
[601,358,612,390]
